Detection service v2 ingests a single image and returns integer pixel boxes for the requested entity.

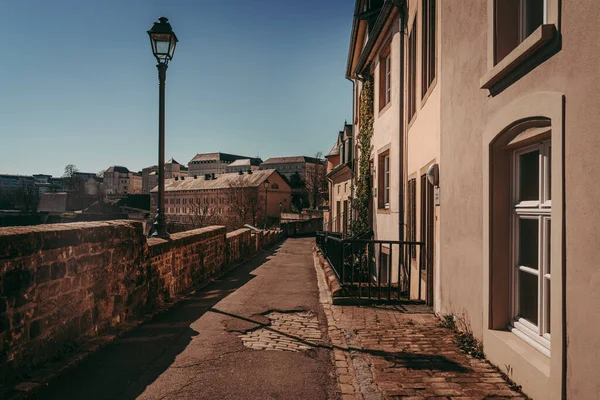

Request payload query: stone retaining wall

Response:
[0,221,282,383]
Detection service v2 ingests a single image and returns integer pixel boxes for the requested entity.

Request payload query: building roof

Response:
[38,192,68,213]
[105,166,130,174]
[151,169,286,192]
[189,152,262,164]
[261,156,323,165]
[0,174,35,180]
[166,158,181,165]
[228,158,261,168]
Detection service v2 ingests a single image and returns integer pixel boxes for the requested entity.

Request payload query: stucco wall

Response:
[440,1,600,398]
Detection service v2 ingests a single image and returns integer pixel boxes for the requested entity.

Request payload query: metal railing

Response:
[316,231,425,302]
[322,212,350,238]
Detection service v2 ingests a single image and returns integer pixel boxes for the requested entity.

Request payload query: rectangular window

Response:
[495,0,545,63]
[407,178,417,258]
[421,0,436,96]
[407,19,417,122]
[511,141,551,350]
[379,47,392,111]
[377,151,390,209]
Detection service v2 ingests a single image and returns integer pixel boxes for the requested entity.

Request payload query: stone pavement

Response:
[26,238,337,400]
[313,251,527,400]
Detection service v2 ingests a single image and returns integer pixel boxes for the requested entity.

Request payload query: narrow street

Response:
[27,237,526,400]
[29,238,337,400]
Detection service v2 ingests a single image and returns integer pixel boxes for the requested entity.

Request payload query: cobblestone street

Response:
[20,238,527,400]
[313,251,527,400]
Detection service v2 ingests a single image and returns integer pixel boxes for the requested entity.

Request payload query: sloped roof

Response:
[166,158,181,165]
[105,165,130,174]
[228,158,261,167]
[150,169,287,192]
[189,152,262,164]
[38,192,68,213]
[261,156,323,165]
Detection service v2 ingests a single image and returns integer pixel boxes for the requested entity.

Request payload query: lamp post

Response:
[263,179,270,229]
[148,17,178,238]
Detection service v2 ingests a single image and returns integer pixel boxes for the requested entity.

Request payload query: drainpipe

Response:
[392,0,406,247]
[347,78,356,231]
[326,175,334,231]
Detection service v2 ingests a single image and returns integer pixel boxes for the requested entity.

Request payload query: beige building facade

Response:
[151,169,291,229]
[103,166,142,195]
[142,158,188,194]
[343,0,600,398]
[325,123,353,235]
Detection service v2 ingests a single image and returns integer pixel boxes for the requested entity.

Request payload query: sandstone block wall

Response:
[0,221,282,384]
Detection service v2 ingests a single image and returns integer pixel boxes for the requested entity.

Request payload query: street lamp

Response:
[148,17,178,238]
[263,179,270,229]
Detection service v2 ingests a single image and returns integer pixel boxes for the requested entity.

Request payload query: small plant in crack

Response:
[439,313,484,359]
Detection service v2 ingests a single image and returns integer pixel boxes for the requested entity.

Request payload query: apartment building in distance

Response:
[342,0,600,398]
[103,166,142,195]
[325,123,353,235]
[151,169,291,229]
[142,158,188,194]
[259,156,322,181]
[187,152,262,177]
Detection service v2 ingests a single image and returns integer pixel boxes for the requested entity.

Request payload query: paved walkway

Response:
[26,238,526,400]
[28,238,337,400]
[313,248,526,400]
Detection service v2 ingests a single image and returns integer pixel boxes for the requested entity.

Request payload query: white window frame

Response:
[510,141,552,355]
[384,154,390,209]
[384,53,391,106]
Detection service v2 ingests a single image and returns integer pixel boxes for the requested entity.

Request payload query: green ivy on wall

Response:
[350,75,374,237]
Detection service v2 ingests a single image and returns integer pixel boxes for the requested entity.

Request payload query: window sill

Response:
[486,328,550,376]
[480,24,556,90]
[421,77,438,109]
[378,102,392,117]
[377,208,391,214]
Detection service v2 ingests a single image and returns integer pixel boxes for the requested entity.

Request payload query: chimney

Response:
[194,175,198,179]
[238,171,243,175]
[211,173,216,179]
[175,176,179,181]
[247,169,253,174]
[204,174,211,180]
[181,176,185,180]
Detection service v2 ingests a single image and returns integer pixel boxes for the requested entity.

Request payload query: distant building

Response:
[151,169,291,228]
[226,159,261,173]
[0,174,36,192]
[325,123,353,235]
[142,158,188,194]
[259,156,323,181]
[187,152,262,177]
[104,166,142,195]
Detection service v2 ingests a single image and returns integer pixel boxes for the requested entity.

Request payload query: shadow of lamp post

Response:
[148,17,178,238]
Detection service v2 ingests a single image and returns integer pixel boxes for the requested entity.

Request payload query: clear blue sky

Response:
[1,0,353,177]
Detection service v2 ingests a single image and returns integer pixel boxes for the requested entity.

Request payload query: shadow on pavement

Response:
[27,244,282,400]
[209,307,471,374]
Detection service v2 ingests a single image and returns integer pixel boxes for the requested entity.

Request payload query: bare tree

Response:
[305,152,327,209]
[225,177,263,227]
[62,164,84,193]
[184,199,220,228]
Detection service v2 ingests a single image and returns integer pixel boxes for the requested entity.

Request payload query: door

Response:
[420,174,435,306]
[336,201,341,233]
[343,200,349,237]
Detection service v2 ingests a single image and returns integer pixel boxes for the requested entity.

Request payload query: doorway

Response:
[420,174,435,306]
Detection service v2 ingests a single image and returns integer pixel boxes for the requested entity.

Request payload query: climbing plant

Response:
[350,75,374,237]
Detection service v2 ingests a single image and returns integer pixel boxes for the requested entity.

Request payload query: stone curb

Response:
[4,241,284,400]
[312,250,363,400]
[312,244,347,299]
